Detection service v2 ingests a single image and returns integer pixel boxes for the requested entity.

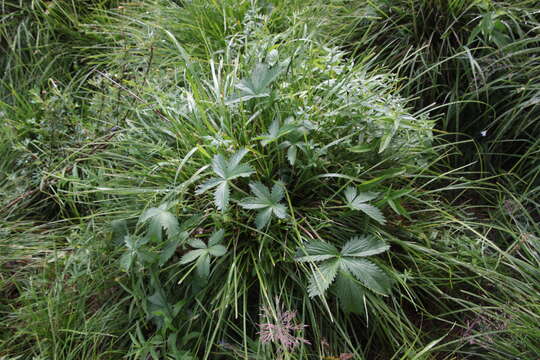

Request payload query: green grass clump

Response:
[62,3,435,357]
[1,0,539,359]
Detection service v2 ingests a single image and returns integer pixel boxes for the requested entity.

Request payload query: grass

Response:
[322,0,540,179]
[1,0,539,359]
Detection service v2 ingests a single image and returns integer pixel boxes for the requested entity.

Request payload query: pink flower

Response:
[258,302,310,352]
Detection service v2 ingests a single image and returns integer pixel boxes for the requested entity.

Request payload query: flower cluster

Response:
[258,303,310,352]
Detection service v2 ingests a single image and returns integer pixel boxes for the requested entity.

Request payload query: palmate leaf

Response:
[195,149,254,211]
[239,182,288,229]
[180,229,227,279]
[139,204,180,241]
[226,62,287,104]
[295,235,392,313]
[343,186,386,224]
[259,119,297,146]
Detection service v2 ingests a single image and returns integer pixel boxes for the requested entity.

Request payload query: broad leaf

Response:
[240,182,288,229]
[344,187,386,224]
[334,271,366,314]
[287,145,297,165]
[341,236,390,257]
[207,244,227,257]
[196,150,253,211]
[188,238,207,249]
[195,254,211,278]
[140,204,180,240]
[180,229,227,279]
[226,62,287,104]
[295,235,393,311]
[295,241,339,262]
[255,208,273,230]
[160,237,184,266]
[208,229,225,246]
[308,258,339,297]
[111,219,128,245]
[180,249,206,265]
[340,257,392,295]
[355,203,386,225]
[259,119,297,146]
[195,178,222,195]
[214,182,230,211]
[271,183,285,203]
[119,252,134,272]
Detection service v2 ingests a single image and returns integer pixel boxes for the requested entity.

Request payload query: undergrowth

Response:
[0,0,538,359]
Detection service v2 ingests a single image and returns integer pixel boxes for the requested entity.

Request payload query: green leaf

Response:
[207,244,227,257]
[348,143,373,154]
[188,238,207,249]
[119,252,134,272]
[260,119,280,146]
[270,183,284,203]
[259,119,297,146]
[239,197,269,209]
[344,187,385,224]
[147,218,163,242]
[295,236,393,304]
[295,241,339,262]
[123,234,136,250]
[180,249,206,265]
[111,219,128,245]
[195,253,211,278]
[240,182,288,229]
[356,203,386,224]
[341,236,389,257]
[340,257,392,295]
[226,61,287,104]
[344,186,357,204]
[255,207,273,229]
[270,203,287,219]
[140,205,180,240]
[137,249,158,264]
[214,182,230,211]
[197,150,253,211]
[160,239,181,266]
[344,187,379,204]
[195,178,222,195]
[227,164,254,180]
[287,145,297,165]
[334,271,366,314]
[249,181,272,200]
[211,154,228,179]
[208,229,224,246]
[227,150,252,178]
[308,258,339,297]
[181,230,226,277]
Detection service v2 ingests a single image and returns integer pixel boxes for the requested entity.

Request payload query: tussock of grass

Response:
[0,0,538,359]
